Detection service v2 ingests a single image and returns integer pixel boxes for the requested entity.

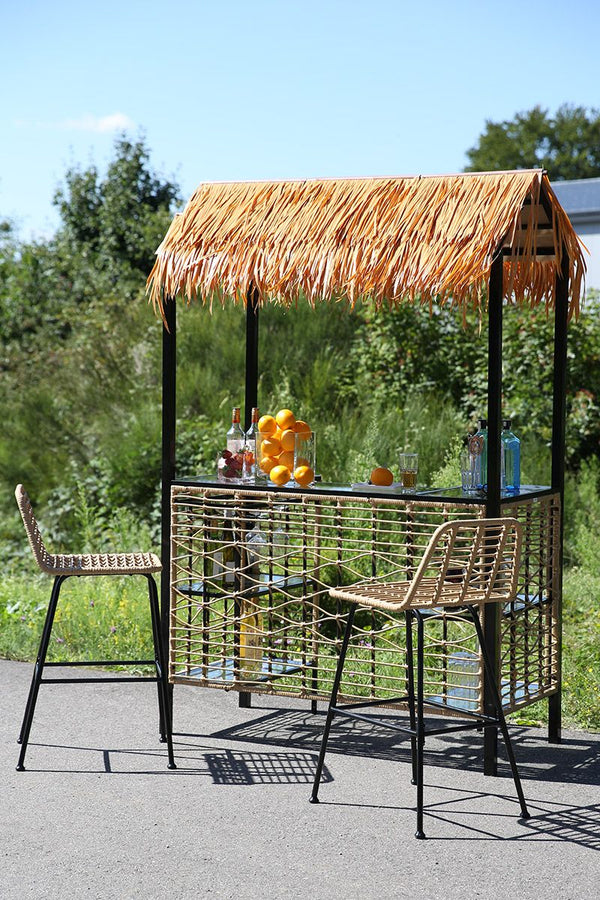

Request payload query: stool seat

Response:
[330,576,509,613]
[310,517,530,839]
[14,484,175,772]
[37,551,162,577]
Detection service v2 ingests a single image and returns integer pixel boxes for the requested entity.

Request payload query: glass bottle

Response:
[501,419,521,493]
[468,418,488,491]
[240,525,264,677]
[212,508,236,586]
[245,406,261,481]
[226,406,245,455]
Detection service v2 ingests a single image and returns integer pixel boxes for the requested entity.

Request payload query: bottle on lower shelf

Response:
[239,597,264,677]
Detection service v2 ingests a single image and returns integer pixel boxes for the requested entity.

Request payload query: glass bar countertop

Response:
[173,476,553,505]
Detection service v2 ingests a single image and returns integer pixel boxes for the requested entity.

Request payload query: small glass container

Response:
[399,452,418,492]
[216,448,252,483]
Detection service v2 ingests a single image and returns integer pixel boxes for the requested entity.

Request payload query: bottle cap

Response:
[478,418,487,429]
[232,407,241,423]
[503,418,512,429]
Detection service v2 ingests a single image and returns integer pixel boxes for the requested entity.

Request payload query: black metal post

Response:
[484,252,503,775]
[161,296,176,723]
[244,285,260,430]
[239,285,260,709]
[549,246,569,744]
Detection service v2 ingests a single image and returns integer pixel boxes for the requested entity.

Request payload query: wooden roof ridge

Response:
[147,170,586,319]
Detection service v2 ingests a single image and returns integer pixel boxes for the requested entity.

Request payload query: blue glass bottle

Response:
[501,419,520,493]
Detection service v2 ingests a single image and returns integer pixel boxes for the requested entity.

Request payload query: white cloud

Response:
[60,112,136,133]
[13,113,136,133]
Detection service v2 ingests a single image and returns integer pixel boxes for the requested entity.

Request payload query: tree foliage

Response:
[0,136,181,511]
[54,135,180,284]
[465,104,600,181]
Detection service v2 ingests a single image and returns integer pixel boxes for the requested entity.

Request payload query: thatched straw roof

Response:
[147,170,585,318]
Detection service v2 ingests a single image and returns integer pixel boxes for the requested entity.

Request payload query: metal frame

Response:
[159,182,571,773]
[17,572,175,771]
[309,602,530,839]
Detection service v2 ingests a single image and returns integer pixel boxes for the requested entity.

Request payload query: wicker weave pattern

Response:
[330,519,522,612]
[15,485,161,576]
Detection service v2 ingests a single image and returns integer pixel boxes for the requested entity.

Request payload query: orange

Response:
[293,465,314,487]
[259,456,276,474]
[370,466,394,486]
[258,415,277,435]
[280,429,296,452]
[278,450,295,469]
[275,409,296,431]
[261,436,281,457]
[294,419,311,439]
[270,464,291,486]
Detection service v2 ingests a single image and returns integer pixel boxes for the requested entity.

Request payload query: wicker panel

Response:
[169,485,560,715]
[499,494,561,712]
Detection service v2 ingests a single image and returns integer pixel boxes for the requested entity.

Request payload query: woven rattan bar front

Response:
[170,484,560,715]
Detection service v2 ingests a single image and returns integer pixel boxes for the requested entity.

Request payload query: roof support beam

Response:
[244,285,260,431]
[161,295,176,719]
[548,245,569,745]
[483,251,503,776]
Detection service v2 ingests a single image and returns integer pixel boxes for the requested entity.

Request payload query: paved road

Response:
[1,658,599,899]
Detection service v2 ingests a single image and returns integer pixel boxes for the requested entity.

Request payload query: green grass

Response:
[0,569,156,669]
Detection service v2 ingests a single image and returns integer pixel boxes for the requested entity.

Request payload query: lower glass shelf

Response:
[182,656,305,684]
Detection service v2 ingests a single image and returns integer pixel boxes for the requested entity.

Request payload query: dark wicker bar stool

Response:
[14,484,175,771]
[310,517,530,838]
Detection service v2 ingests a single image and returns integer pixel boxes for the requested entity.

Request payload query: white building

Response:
[551,177,600,294]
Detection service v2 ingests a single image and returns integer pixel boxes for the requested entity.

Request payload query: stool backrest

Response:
[405,517,522,610]
[15,484,54,573]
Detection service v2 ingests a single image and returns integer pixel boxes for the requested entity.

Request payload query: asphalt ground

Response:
[1,658,599,900]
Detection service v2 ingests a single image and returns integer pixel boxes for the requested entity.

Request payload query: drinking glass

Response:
[399,452,418,492]
[460,448,477,493]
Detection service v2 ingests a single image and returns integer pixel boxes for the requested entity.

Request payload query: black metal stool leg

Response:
[146,576,167,741]
[310,604,356,803]
[414,610,426,839]
[404,610,418,785]
[468,606,530,820]
[17,575,66,770]
[147,575,176,769]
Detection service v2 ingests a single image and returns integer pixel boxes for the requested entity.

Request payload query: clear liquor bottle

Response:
[227,406,245,455]
[245,406,261,481]
[468,418,488,491]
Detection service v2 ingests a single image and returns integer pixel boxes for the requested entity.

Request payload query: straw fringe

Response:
[147,171,586,318]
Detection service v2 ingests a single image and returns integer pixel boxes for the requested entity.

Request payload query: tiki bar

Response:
[147,170,586,776]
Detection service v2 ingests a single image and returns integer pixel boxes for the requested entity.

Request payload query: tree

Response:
[465,104,600,181]
[54,135,181,284]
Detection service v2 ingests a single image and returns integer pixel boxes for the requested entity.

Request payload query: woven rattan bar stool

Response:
[14,484,175,771]
[310,517,530,838]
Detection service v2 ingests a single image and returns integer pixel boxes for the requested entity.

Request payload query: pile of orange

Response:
[257,409,314,488]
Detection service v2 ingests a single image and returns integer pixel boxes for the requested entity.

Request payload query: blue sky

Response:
[2,0,600,239]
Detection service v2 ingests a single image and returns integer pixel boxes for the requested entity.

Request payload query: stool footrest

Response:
[333,694,409,712]
[40,675,160,684]
[331,706,415,736]
[331,699,498,739]
[43,659,157,667]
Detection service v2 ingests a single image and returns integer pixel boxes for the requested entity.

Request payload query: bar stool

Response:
[14,484,175,771]
[310,517,529,838]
